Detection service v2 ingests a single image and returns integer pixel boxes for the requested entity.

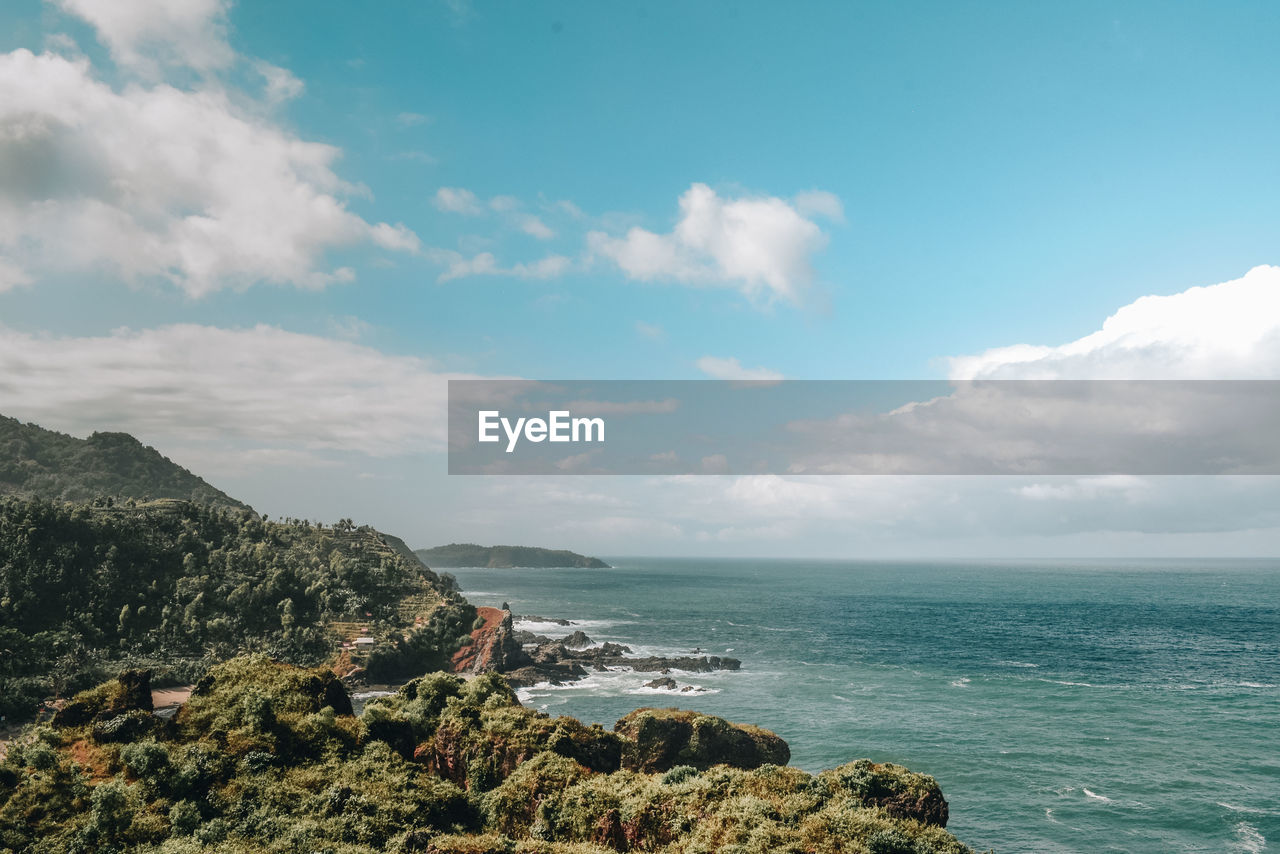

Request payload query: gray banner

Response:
[448,380,1280,475]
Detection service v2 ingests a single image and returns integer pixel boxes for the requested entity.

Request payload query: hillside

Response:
[0,415,249,511]
[0,658,973,854]
[416,542,610,568]
[0,497,476,720]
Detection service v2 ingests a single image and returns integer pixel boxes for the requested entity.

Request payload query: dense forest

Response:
[0,497,476,720]
[0,657,971,854]
[0,417,249,510]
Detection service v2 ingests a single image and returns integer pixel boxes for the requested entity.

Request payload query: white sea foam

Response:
[1219,802,1270,815]
[1083,788,1114,803]
[514,618,629,634]
[1232,822,1266,854]
[950,677,971,687]
[1044,808,1059,824]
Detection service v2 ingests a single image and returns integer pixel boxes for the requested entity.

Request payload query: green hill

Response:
[0,415,249,510]
[416,542,610,568]
[0,497,475,720]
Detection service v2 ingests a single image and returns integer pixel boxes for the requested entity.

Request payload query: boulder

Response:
[561,630,593,648]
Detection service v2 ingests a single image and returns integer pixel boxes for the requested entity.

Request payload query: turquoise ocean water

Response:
[448,558,1279,853]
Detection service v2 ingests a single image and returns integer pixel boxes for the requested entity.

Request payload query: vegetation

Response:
[0,496,474,721]
[0,658,974,854]
[415,544,610,569]
[0,417,248,511]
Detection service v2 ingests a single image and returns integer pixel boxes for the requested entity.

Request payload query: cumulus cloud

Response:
[0,17,419,296]
[0,324,479,458]
[53,0,234,75]
[426,250,571,283]
[517,214,555,240]
[588,183,834,303]
[696,356,784,381]
[950,265,1280,380]
[434,186,484,215]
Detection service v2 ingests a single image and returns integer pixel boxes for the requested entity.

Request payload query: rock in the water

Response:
[562,630,593,648]
[614,708,790,773]
[644,677,679,690]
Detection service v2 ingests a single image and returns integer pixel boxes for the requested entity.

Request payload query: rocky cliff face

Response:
[452,606,531,675]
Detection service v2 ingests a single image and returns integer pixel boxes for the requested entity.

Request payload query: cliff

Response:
[416,542,610,568]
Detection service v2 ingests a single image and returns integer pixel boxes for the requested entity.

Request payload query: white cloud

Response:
[0,38,419,297]
[427,250,571,283]
[793,189,844,221]
[0,258,31,292]
[254,61,304,105]
[588,183,834,304]
[950,265,1280,380]
[489,195,520,212]
[0,323,480,458]
[518,214,555,240]
[696,355,784,381]
[53,0,234,75]
[433,186,484,215]
[635,321,664,340]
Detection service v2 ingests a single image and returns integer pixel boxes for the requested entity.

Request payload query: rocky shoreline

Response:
[455,605,741,691]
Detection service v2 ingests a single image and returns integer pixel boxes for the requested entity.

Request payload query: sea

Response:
[447,558,1280,854]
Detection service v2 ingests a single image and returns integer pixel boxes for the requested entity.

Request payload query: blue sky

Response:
[3,0,1280,554]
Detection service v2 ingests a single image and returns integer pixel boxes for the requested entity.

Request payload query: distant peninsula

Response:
[416,542,610,568]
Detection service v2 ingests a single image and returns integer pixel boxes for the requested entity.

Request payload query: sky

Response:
[2,0,1280,556]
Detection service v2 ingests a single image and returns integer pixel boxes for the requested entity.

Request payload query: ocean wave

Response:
[1082,788,1114,803]
[629,685,719,697]
[950,677,971,688]
[1000,660,1040,668]
[514,618,632,634]
[1040,678,1110,689]
[1232,822,1266,854]
[1219,802,1272,815]
[515,667,734,702]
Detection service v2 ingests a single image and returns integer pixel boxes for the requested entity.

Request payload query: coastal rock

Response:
[645,677,679,690]
[453,607,532,675]
[614,708,790,773]
[501,663,590,688]
[626,655,740,673]
[562,630,593,648]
